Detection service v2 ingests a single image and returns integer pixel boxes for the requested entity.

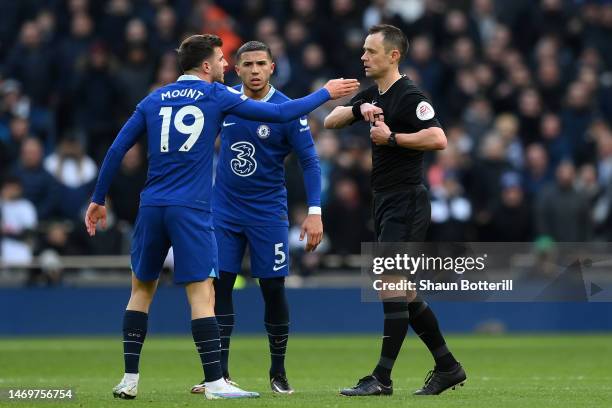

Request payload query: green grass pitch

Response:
[1,334,611,407]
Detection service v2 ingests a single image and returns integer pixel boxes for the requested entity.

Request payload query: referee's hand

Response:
[360,103,383,123]
[300,214,323,252]
[324,79,360,99]
[370,120,392,145]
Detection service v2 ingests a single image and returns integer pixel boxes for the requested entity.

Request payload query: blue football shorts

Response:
[214,219,289,278]
[131,205,218,284]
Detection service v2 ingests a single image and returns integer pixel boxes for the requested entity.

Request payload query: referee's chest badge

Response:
[257,124,271,139]
[416,101,435,120]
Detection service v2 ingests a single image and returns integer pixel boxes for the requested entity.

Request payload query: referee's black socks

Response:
[408,296,458,371]
[260,277,289,377]
[373,297,410,386]
[213,271,237,378]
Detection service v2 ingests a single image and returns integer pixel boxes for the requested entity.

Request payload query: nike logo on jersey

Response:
[223,121,236,127]
[273,264,287,272]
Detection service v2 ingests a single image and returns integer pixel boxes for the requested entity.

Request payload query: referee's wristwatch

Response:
[387,132,397,147]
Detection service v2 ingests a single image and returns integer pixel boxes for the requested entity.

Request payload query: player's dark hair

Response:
[368,24,408,61]
[176,34,223,72]
[235,41,273,61]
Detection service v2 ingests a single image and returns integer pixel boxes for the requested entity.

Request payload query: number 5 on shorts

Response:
[274,243,286,267]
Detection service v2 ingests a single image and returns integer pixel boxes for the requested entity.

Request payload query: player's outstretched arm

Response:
[86,107,145,235]
[228,79,359,123]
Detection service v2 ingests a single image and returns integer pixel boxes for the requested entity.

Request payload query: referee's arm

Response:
[374,124,447,151]
[323,106,355,129]
[370,119,447,151]
[396,127,447,150]
[370,95,447,150]
[324,101,381,129]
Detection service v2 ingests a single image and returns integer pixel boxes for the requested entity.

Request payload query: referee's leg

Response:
[345,187,465,396]
[395,185,466,395]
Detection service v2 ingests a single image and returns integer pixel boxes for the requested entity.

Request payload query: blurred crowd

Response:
[2,0,612,281]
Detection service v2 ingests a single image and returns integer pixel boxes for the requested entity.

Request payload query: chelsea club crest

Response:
[256,124,271,139]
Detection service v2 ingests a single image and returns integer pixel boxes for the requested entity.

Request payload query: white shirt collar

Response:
[239,84,276,102]
[177,74,202,82]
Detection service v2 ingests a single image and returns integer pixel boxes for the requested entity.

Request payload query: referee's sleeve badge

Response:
[416,101,435,121]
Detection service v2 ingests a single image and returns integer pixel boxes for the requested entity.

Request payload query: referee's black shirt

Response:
[349,76,441,192]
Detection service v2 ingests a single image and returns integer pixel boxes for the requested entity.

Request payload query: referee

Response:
[324,24,466,396]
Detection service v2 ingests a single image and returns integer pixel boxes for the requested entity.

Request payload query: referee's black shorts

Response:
[373,184,431,242]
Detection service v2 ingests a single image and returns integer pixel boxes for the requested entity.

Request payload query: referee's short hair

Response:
[236,41,273,61]
[368,24,408,61]
[176,34,223,72]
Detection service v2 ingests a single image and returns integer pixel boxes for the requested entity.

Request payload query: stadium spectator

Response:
[429,171,472,241]
[3,116,33,169]
[469,133,513,235]
[117,20,154,111]
[540,112,571,168]
[489,172,533,242]
[1,177,37,267]
[55,12,95,93]
[522,143,554,199]
[11,138,58,221]
[324,178,371,255]
[151,6,180,55]
[3,21,55,106]
[108,143,147,225]
[73,42,122,160]
[32,221,82,286]
[536,161,592,241]
[44,137,97,220]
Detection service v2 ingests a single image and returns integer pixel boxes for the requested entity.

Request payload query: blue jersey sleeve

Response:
[287,116,321,207]
[213,83,250,111]
[91,104,146,205]
[225,88,331,123]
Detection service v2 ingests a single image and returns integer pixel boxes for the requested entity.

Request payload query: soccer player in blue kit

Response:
[84,34,358,400]
[189,41,323,395]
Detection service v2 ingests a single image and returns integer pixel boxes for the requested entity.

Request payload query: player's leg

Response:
[191,221,245,393]
[113,207,169,399]
[168,207,258,399]
[247,225,293,394]
[214,272,237,377]
[185,279,224,387]
[213,221,246,381]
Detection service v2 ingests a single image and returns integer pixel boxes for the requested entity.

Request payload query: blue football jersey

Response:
[213,85,320,226]
[92,76,330,210]
[137,77,248,211]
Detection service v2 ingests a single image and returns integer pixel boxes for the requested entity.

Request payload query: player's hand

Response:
[84,202,107,237]
[300,214,323,252]
[370,120,392,145]
[360,103,384,123]
[324,79,360,100]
